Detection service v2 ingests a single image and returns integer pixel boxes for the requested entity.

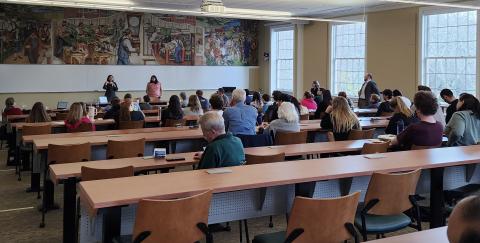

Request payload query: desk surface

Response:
[369,227,448,243]
[11,119,116,129]
[79,145,480,215]
[353,108,378,114]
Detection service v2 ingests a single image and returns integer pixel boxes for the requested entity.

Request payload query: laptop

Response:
[98,96,109,105]
[56,101,68,110]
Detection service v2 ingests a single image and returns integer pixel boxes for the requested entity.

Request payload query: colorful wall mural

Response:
[0,4,258,66]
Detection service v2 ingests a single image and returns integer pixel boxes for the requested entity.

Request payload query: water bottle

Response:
[396,119,405,134]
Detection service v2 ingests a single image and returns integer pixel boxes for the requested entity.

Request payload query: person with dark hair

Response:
[418,85,432,92]
[217,88,230,108]
[445,93,480,146]
[250,91,263,111]
[104,97,121,125]
[358,73,380,108]
[161,95,184,127]
[139,95,153,110]
[102,75,118,102]
[440,89,458,124]
[368,94,381,109]
[244,89,253,105]
[393,89,412,108]
[146,75,162,102]
[447,195,480,243]
[2,97,23,118]
[301,91,317,111]
[26,102,51,123]
[376,89,394,116]
[196,90,210,111]
[315,89,332,119]
[119,101,145,122]
[337,91,354,109]
[291,96,308,116]
[262,93,273,114]
[411,92,446,128]
[209,94,224,116]
[311,80,321,96]
[124,93,132,102]
[264,91,282,122]
[392,91,444,149]
[179,92,188,108]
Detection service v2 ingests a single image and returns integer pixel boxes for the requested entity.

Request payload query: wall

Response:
[302,21,330,92]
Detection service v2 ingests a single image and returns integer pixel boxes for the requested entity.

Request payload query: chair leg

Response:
[269,216,273,227]
[244,220,250,243]
[239,220,243,242]
[376,234,381,239]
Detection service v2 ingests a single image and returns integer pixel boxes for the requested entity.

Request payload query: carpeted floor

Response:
[0,146,426,243]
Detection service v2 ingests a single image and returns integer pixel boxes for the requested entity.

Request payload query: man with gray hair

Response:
[222,88,258,135]
[195,111,245,169]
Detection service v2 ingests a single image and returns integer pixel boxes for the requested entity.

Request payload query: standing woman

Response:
[26,102,51,123]
[146,75,162,103]
[102,75,118,102]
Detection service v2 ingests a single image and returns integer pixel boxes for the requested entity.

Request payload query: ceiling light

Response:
[383,0,480,10]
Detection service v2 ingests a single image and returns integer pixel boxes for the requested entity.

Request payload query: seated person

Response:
[209,94,224,116]
[161,95,184,126]
[321,97,361,141]
[195,112,245,169]
[447,195,480,243]
[301,91,318,111]
[119,102,145,122]
[440,88,458,124]
[244,89,253,105]
[368,94,381,108]
[264,91,282,122]
[445,93,480,146]
[291,96,309,116]
[104,97,121,121]
[223,89,258,135]
[179,91,188,108]
[338,91,354,109]
[315,89,332,119]
[64,102,95,132]
[139,95,153,110]
[250,91,264,111]
[393,89,412,108]
[26,102,51,123]
[123,93,140,111]
[263,102,300,136]
[385,97,418,135]
[182,95,204,116]
[196,90,210,111]
[411,93,446,128]
[376,89,394,116]
[217,88,230,108]
[392,91,443,149]
[2,97,23,117]
[262,93,274,114]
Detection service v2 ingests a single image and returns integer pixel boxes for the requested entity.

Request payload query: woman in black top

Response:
[385,96,418,135]
[161,95,184,127]
[119,102,145,122]
[376,89,394,116]
[321,97,360,141]
[315,89,332,119]
[103,75,118,102]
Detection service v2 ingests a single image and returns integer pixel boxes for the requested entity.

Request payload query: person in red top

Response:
[2,97,23,117]
[300,91,317,111]
[64,102,95,132]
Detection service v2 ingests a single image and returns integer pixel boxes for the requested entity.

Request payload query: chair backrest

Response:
[245,153,285,165]
[118,120,144,130]
[22,124,52,136]
[95,112,105,119]
[364,169,421,215]
[410,144,441,150]
[48,143,91,164]
[133,190,212,243]
[164,119,185,127]
[361,142,390,155]
[81,166,134,181]
[274,131,308,145]
[107,138,145,159]
[70,122,94,133]
[236,133,273,148]
[55,112,68,121]
[326,131,335,142]
[347,129,375,140]
[286,192,360,243]
[299,114,309,121]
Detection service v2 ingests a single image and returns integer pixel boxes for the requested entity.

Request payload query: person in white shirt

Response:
[393,89,412,108]
[182,95,204,116]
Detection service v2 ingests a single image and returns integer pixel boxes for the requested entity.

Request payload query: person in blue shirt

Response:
[196,89,210,111]
[223,88,258,135]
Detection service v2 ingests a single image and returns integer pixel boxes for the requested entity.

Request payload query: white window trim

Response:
[329,16,367,97]
[270,25,295,93]
[418,7,479,97]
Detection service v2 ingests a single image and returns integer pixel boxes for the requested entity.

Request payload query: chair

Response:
[236,133,273,148]
[55,112,68,121]
[81,166,134,181]
[347,129,376,140]
[70,123,94,133]
[411,144,442,150]
[299,114,309,121]
[107,139,145,159]
[114,190,213,243]
[274,131,308,145]
[18,124,52,181]
[355,169,422,241]
[253,192,361,243]
[163,119,185,127]
[361,142,390,155]
[118,120,144,130]
[245,153,285,165]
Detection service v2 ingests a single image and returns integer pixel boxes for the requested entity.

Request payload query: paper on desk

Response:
[206,168,233,174]
[363,154,387,159]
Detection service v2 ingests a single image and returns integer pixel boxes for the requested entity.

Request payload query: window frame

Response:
[270,25,295,93]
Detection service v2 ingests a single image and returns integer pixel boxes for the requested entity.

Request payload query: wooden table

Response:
[79,145,480,241]
[369,227,448,243]
[354,108,378,116]
[11,119,115,130]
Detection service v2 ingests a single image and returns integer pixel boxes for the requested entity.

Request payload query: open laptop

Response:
[56,101,68,110]
[98,96,109,105]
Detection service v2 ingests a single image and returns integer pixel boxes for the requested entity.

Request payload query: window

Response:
[421,10,477,96]
[331,22,366,97]
[271,27,294,92]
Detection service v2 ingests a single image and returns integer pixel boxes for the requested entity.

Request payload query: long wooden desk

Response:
[11,119,116,130]
[79,145,480,242]
[369,227,448,243]
[354,108,378,116]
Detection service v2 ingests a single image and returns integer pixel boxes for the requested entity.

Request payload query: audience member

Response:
[223,89,257,135]
[358,73,380,108]
[139,95,153,110]
[26,102,51,123]
[445,93,480,146]
[183,95,204,116]
[2,97,23,117]
[161,95,184,127]
[301,91,318,111]
[368,94,381,108]
[250,91,263,111]
[104,97,121,122]
[315,89,332,119]
[65,102,95,132]
[217,88,230,108]
[311,80,322,96]
[447,195,480,243]
[441,89,458,124]
[264,91,282,122]
[195,112,245,169]
[209,94,224,116]
[244,89,252,105]
[179,91,188,108]
[376,89,394,116]
[411,93,446,128]
[393,89,412,108]
[196,90,210,111]
[418,85,432,92]
[338,91,354,109]
[119,102,145,122]
[263,102,300,136]
[392,91,443,149]
[262,94,273,114]
[385,97,418,135]
[321,97,360,141]
[291,96,308,116]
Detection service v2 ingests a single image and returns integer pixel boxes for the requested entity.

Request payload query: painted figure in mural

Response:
[117,29,136,65]
[172,35,184,64]
[24,30,40,64]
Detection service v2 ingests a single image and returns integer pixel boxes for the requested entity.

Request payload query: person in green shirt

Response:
[445,93,480,146]
[195,111,245,169]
